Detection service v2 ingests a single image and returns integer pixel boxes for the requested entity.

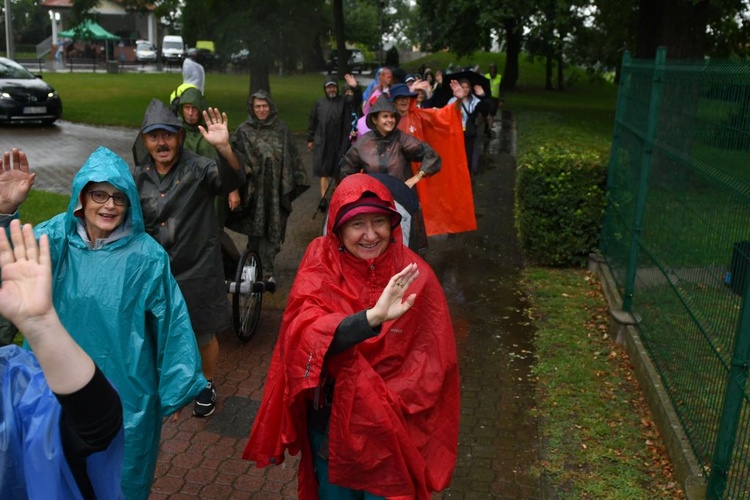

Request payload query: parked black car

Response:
[0,57,62,125]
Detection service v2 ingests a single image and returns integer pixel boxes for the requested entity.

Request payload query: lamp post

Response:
[4,0,14,59]
[50,11,61,46]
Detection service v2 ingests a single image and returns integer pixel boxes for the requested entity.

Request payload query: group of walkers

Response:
[0,60,499,499]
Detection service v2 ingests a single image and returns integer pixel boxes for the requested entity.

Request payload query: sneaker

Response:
[265,276,277,294]
[193,381,216,417]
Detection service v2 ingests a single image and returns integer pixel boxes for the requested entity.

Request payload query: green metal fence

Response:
[600,47,750,499]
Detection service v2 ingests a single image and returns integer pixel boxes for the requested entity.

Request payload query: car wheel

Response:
[42,118,57,126]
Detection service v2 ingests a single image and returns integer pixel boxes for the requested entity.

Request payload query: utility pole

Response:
[4,0,14,59]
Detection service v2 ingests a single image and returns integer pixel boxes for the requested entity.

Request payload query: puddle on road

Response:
[425,121,539,498]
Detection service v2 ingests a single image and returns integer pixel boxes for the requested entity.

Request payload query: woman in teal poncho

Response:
[0,146,206,500]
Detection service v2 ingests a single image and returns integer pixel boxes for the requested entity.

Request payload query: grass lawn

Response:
[43,72,326,132]
[524,268,681,498]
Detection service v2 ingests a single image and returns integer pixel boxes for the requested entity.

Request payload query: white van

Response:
[161,35,185,64]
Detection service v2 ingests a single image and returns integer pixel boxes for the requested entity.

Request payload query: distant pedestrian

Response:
[307,74,361,211]
[484,63,502,135]
[118,40,126,67]
[183,49,205,95]
[449,79,488,175]
[55,41,64,69]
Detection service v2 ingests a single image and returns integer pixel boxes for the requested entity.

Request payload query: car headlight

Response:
[0,92,10,100]
[48,91,58,99]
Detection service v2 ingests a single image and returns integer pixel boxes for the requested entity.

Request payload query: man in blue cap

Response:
[133,98,244,418]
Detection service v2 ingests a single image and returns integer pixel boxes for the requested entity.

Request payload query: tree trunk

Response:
[635,0,664,58]
[545,55,554,90]
[661,0,709,58]
[557,33,565,91]
[333,0,347,77]
[304,31,326,72]
[501,17,521,91]
[249,61,270,96]
[635,0,710,59]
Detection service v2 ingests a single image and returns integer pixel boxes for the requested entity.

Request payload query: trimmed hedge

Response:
[515,146,607,267]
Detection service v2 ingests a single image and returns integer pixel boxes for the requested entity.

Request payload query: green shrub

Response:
[515,146,607,267]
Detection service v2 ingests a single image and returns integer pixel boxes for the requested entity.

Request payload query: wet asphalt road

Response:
[1,116,540,498]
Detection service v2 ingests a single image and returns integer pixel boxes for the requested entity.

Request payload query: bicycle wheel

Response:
[232,248,263,342]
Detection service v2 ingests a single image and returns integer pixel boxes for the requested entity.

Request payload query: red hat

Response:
[333,194,402,232]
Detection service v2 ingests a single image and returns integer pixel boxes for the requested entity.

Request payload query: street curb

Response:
[588,253,707,499]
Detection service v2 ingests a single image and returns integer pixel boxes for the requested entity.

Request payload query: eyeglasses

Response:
[87,190,129,206]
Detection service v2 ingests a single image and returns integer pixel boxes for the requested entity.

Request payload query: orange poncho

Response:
[398,100,477,236]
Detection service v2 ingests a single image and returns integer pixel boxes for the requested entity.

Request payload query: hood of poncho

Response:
[140,98,184,133]
[66,146,144,238]
[245,89,279,127]
[178,87,208,127]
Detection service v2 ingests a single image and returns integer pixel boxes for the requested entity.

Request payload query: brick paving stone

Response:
[178,481,203,495]
[161,437,190,454]
[232,472,266,492]
[191,430,222,446]
[183,465,218,484]
[201,483,236,497]
[172,452,203,469]
[219,458,251,475]
[215,471,238,485]
[151,475,184,495]
[265,463,298,483]
[166,465,189,479]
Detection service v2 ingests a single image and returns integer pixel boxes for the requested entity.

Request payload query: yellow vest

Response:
[485,73,502,98]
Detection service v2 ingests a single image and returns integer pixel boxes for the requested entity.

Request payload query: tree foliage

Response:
[415,0,532,90]
[1,0,49,45]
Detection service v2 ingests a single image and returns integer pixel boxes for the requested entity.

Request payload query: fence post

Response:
[622,47,666,311]
[601,52,632,262]
[707,273,750,497]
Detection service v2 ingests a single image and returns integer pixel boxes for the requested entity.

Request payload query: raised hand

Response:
[366,263,420,327]
[199,107,230,148]
[0,219,53,333]
[449,80,465,100]
[0,148,35,214]
[0,218,96,394]
[344,73,358,88]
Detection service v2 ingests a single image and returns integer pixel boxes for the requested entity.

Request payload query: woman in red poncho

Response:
[244,173,460,499]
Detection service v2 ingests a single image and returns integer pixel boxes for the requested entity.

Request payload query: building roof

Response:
[41,0,154,13]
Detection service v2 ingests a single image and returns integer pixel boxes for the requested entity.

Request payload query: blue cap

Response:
[142,123,181,134]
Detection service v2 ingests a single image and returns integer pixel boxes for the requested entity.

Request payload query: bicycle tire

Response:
[232,248,263,342]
